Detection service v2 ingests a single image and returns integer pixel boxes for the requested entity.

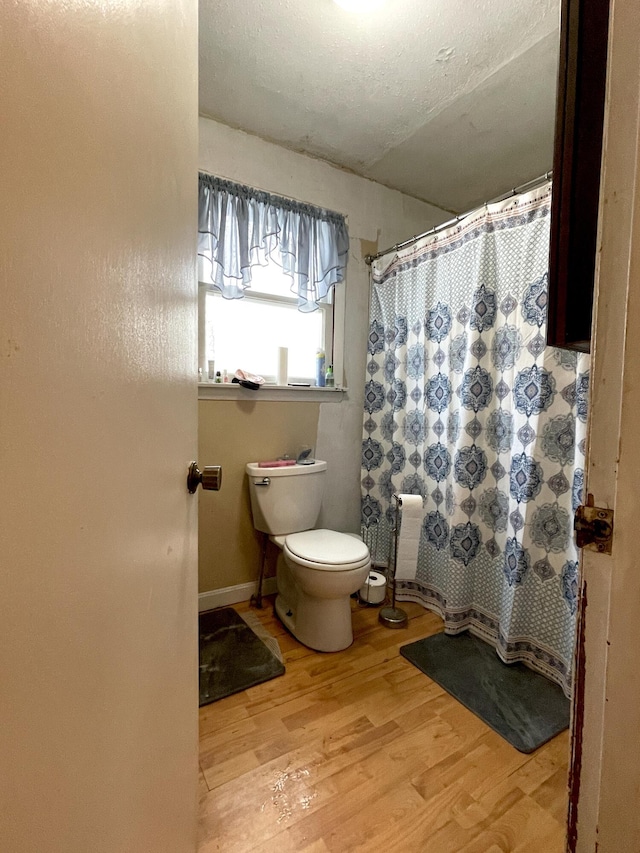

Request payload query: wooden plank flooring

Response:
[199,596,569,853]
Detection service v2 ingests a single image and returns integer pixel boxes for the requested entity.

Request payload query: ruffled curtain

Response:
[198,173,349,313]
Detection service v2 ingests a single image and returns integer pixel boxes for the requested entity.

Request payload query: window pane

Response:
[206,293,324,382]
[240,264,334,304]
[247,264,296,298]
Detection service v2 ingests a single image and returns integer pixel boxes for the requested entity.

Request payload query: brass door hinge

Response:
[574,495,614,554]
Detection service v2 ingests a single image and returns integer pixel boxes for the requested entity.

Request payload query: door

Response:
[0,3,199,852]
[570,0,640,848]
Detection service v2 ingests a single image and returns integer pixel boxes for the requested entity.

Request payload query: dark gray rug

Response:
[400,631,570,753]
[199,607,285,706]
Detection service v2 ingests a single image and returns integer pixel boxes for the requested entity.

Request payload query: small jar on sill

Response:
[325,365,335,387]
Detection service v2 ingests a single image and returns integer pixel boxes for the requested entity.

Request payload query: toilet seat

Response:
[283,529,370,571]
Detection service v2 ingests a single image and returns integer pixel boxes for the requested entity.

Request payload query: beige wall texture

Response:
[198,117,449,595]
[199,400,321,592]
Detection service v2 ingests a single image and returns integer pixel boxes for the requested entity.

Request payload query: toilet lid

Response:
[285,529,370,567]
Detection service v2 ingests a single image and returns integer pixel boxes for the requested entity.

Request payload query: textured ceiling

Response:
[199,0,560,213]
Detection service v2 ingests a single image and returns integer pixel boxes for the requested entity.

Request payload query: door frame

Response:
[568,0,640,848]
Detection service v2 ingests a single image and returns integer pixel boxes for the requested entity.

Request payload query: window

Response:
[197,173,349,388]
[204,263,333,384]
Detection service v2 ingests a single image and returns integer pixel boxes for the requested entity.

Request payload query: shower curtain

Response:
[361,184,588,697]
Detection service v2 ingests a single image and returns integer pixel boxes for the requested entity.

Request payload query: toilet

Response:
[246,460,371,651]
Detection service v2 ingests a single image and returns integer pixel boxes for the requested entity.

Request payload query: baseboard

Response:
[198,577,278,612]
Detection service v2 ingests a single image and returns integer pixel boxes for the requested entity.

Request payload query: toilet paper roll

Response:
[277,347,288,386]
[394,494,423,580]
[359,570,387,605]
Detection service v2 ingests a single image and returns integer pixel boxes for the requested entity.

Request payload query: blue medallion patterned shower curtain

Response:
[361,184,588,697]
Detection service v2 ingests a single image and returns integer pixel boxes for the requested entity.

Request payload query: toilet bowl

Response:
[246,461,371,651]
[275,529,370,651]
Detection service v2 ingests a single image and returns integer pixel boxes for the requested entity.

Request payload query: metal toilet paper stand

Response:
[379,494,409,629]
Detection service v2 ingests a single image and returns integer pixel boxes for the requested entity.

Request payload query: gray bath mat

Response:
[400,631,570,753]
[199,607,285,706]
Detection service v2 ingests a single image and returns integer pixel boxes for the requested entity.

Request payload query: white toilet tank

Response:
[246,460,327,535]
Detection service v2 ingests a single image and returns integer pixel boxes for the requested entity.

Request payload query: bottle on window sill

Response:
[215,371,222,383]
[325,365,334,387]
[315,348,326,387]
[222,369,229,383]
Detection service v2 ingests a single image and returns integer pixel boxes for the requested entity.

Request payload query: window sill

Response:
[198,383,347,402]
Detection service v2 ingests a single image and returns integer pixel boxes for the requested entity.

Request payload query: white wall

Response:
[199,117,449,533]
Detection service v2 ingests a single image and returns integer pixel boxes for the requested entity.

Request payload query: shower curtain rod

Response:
[364,170,552,266]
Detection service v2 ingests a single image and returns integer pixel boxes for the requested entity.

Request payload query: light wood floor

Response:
[198,596,569,853]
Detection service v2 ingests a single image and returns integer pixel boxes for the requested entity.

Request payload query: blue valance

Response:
[198,173,349,313]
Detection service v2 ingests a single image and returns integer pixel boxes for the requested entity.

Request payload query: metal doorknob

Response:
[187,461,222,493]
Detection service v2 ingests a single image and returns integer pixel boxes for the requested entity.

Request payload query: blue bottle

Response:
[315,348,326,386]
